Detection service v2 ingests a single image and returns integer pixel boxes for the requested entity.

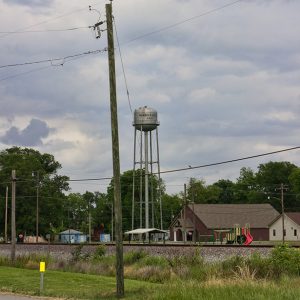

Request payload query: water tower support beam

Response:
[132,128,137,230]
[144,131,149,229]
[150,131,155,228]
[139,126,143,228]
[156,127,163,230]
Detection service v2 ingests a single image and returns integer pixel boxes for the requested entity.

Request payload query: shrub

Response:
[128,265,171,283]
[93,245,106,260]
[270,244,300,278]
[246,253,270,279]
[138,255,169,268]
[221,255,245,276]
[123,250,147,265]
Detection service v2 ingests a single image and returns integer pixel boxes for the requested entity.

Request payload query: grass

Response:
[151,279,300,300]
[2,266,300,299]
[2,245,300,299]
[0,266,157,299]
[2,266,300,300]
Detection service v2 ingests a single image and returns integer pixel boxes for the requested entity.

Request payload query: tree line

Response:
[1,147,300,239]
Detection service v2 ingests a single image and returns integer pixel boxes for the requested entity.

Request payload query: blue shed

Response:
[59,229,87,243]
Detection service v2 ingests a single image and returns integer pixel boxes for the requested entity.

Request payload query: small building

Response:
[269,212,300,241]
[59,229,87,244]
[170,204,280,242]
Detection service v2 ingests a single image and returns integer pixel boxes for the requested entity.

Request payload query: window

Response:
[273,229,276,236]
[294,229,297,237]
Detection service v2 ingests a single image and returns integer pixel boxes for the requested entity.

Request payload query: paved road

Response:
[0,294,55,300]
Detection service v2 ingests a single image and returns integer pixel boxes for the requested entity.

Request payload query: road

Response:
[0,294,58,300]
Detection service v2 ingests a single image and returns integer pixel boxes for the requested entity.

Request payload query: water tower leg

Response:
[150,131,155,228]
[132,129,137,230]
[156,127,163,230]
[144,131,149,229]
[139,127,143,228]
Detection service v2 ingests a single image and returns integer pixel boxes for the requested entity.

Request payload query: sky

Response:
[0,0,300,195]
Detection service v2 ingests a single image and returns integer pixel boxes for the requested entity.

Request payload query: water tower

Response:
[132,106,162,230]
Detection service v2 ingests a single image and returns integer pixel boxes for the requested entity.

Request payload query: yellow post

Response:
[39,262,45,293]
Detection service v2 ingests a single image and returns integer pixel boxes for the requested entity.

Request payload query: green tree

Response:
[186,178,220,204]
[107,169,165,231]
[256,161,298,211]
[0,147,69,237]
[213,179,235,203]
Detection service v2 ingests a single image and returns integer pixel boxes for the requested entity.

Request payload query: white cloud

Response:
[1,0,300,194]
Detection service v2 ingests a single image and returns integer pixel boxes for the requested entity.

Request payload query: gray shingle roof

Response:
[189,204,279,229]
[286,212,300,226]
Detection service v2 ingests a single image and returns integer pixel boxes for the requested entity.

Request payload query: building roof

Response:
[60,229,83,235]
[125,228,168,235]
[186,204,279,229]
[285,212,300,226]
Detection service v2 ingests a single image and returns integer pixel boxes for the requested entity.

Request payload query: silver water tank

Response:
[133,106,159,131]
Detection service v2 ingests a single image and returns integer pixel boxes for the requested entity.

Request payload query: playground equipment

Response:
[212,224,253,245]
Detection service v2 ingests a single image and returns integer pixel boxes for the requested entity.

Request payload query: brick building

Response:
[170,204,279,242]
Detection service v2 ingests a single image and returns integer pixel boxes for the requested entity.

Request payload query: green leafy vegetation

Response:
[2,245,300,298]
[1,146,300,237]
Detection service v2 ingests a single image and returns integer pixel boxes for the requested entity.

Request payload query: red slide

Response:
[244,232,253,246]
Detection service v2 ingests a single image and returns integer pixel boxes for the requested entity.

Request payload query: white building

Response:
[269,213,300,241]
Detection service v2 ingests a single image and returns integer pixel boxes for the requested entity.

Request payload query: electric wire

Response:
[0,26,92,34]
[4,146,294,183]
[113,16,132,113]
[121,0,243,46]
[0,0,243,80]
[160,146,300,175]
[0,0,106,39]
[0,65,52,82]
[0,48,107,69]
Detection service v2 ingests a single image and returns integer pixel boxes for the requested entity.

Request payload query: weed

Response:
[124,250,147,265]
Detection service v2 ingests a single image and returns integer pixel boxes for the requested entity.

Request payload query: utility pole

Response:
[36,171,39,243]
[183,184,187,244]
[192,183,196,243]
[88,198,92,244]
[276,183,288,243]
[11,170,16,262]
[5,186,8,243]
[106,1,124,297]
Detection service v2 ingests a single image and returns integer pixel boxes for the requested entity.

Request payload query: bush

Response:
[93,245,106,260]
[246,253,270,279]
[270,244,300,278]
[124,250,147,265]
[138,255,169,268]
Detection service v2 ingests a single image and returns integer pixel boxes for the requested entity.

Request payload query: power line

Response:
[161,146,300,175]
[41,146,300,183]
[0,26,92,34]
[122,0,243,46]
[0,0,106,39]
[0,48,107,69]
[113,16,132,113]
[0,65,51,82]
[0,0,243,80]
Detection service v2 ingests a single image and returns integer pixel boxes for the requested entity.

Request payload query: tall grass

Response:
[1,244,300,284]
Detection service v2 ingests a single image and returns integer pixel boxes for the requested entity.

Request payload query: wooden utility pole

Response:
[36,171,39,243]
[274,183,288,243]
[5,186,8,243]
[88,198,92,244]
[183,184,187,244]
[106,2,124,297]
[278,183,287,243]
[11,170,16,261]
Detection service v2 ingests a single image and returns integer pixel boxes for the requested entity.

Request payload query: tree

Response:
[0,147,69,237]
[186,178,220,204]
[213,179,235,204]
[256,161,298,211]
[107,169,165,231]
